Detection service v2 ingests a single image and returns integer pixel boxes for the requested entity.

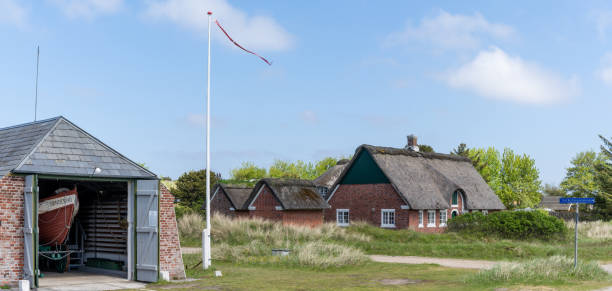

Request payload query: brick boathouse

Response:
[325,138,505,232]
[0,117,185,288]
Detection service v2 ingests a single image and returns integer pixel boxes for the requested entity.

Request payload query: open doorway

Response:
[36,178,131,287]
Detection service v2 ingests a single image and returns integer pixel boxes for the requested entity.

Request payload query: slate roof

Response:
[313,159,349,190]
[331,145,505,210]
[247,178,329,210]
[211,184,253,210]
[539,196,571,211]
[0,116,156,179]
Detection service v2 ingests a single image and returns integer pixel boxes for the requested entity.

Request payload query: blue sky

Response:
[1,0,610,185]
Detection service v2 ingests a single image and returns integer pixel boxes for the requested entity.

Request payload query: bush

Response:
[467,256,609,283]
[448,210,567,240]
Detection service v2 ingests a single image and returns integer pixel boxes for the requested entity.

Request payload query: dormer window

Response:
[452,190,459,206]
[318,187,328,198]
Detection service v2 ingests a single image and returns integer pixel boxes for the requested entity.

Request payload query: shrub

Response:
[448,210,567,240]
[467,256,609,283]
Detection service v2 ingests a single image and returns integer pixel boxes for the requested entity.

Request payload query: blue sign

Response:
[559,197,595,204]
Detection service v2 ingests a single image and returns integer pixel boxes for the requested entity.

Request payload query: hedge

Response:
[447,210,567,240]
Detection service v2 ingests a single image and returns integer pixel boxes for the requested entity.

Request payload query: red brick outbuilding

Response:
[209,184,252,217]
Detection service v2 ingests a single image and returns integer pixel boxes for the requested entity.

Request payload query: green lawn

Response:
[145,254,611,291]
[344,223,612,263]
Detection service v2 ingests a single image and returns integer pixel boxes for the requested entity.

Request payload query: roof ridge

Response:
[361,144,471,162]
[0,116,62,132]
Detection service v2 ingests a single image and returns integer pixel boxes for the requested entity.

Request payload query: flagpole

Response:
[203,10,212,270]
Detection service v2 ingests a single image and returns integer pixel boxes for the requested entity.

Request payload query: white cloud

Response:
[445,47,577,104]
[300,110,318,124]
[592,10,612,39]
[597,52,612,85]
[0,0,27,27]
[48,0,123,19]
[145,0,294,52]
[386,10,514,50]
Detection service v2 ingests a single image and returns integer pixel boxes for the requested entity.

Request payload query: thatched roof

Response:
[313,159,349,189]
[247,178,329,210]
[332,145,505,210]
[212,184,253,210]
[538,196,571,211]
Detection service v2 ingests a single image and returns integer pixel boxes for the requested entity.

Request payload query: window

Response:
[482,210,488,215]
[418,210,423,228]
[427,210,436,227]
[336,209,349,226]
[451,210,459,218]
[381,209,395,228]
[318,187,328,197]
[452,191,459,206]
[439,210,447,226]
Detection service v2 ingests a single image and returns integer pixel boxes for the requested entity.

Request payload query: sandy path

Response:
[370,255,497,270]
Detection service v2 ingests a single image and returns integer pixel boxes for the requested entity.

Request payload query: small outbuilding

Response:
[243,178,329,227]
[0,117,185,288]
[538,196,571,212]
[210,184,253,217]
[325,141,505,232]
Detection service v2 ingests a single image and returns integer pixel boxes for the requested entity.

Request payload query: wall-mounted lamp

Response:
[91,167,102,177]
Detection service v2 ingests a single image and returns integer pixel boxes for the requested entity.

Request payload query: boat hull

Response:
[38,188,79,246]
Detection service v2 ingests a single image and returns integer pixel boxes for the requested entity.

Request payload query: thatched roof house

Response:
[247,178,329,210]
[313,159,349,198]
[211,184,253,210]
[331,145,505,210]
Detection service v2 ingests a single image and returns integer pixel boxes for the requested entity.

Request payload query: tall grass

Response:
[206,214,369,268]
[178,212,204,243]
[565,220,612,240]
[467,256,610,284]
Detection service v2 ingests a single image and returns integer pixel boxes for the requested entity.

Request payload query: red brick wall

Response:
[211,189,236,218]
[325,184,410,229]
[282,210,324,227]
[247,185,324,227]
[159,184,186,280]
[0,175,25,285]
[248,185,282,221]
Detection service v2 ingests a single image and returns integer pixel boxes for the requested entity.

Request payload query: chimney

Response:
[406,135,419,152]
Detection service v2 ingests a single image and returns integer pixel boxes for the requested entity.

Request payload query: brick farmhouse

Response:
[0,117,185,287]
[211,179,329,227]
[324,139,505,232]
[209,184,252,217]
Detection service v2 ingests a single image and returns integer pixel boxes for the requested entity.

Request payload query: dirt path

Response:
[370,255,497,270]
[181,247,201,254]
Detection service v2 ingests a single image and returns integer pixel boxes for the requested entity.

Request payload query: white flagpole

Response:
[203,10,212,270]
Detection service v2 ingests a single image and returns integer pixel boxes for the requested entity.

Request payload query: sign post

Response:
[559,197,595,268]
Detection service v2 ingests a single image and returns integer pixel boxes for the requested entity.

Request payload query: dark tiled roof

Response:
[331,145,505,210]
[213,184,253,210]
[248,178,329,210]
[0,116,156,179]
[539,196,571,211]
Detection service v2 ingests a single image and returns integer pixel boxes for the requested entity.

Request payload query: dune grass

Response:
[467,256,611,285]
[565,220,612,240]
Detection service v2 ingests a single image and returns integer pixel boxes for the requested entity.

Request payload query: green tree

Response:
[542,183,566,197]
[230,162,267,181]
[451,143,470,157]
[560,151,602,198]
[419,144,434,153]
[174,169,220,213]
[468,147,542,209]
[594,135,612,217]
[314,157,338,177]
[268,160,319,179]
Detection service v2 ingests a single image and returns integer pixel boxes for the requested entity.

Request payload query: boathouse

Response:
[0,117,185,288]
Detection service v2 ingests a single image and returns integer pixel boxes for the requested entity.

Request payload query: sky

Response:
[0,0,610,185]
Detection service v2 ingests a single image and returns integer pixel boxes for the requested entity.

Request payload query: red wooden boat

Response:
[38,188,79,246]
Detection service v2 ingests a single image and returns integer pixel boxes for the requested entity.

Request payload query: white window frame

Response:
[439,209,447,227]
[427,210,436,227]
[381,209,396,228]
[336,209,350,226]
[418,210,423,228]
[482,210,488,215]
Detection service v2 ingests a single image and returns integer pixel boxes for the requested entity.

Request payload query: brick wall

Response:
[159,184,186,280]
[0,175,25,285]
[247,185,324,227]
[211,189,235,217]
[326,183,466,233]
[325,184,410,229]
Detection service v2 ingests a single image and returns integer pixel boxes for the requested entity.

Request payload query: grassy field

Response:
[144,254,611,291]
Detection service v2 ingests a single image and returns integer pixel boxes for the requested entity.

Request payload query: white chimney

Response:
[406,135,419,152]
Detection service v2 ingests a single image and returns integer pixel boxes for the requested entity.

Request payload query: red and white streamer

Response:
[215,20,272,66]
